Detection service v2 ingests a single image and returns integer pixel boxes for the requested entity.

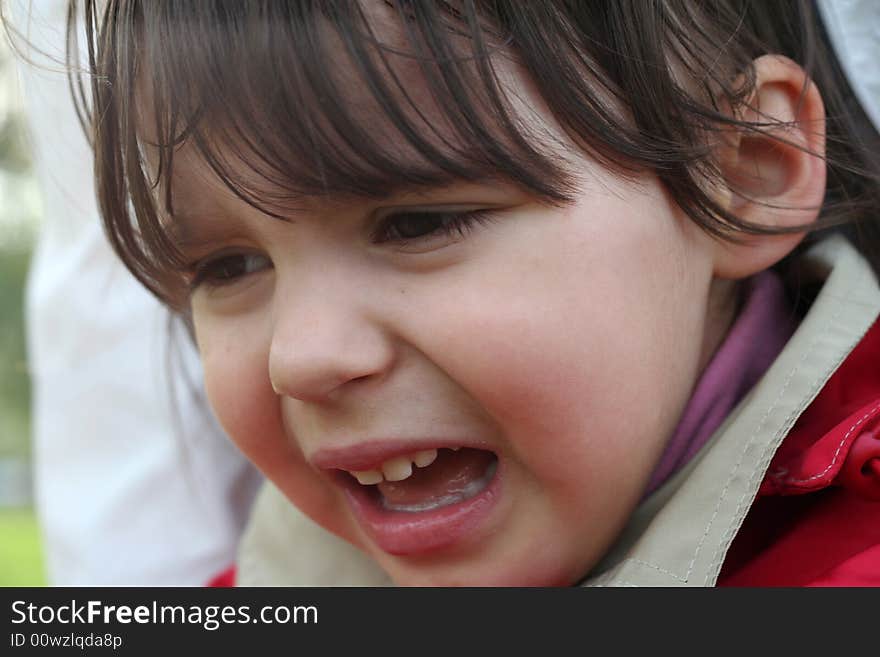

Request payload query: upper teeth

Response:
[350,448,439,484]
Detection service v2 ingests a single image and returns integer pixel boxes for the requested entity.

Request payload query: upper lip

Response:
[310,438,491,472]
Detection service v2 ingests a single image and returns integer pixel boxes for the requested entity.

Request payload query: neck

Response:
[698,277,742,373]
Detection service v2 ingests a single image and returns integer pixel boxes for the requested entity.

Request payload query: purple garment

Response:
[643,270,799,496]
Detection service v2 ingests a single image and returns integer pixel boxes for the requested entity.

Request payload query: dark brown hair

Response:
[67,0,880,310]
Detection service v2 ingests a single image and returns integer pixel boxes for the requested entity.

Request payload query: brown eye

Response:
[190,253,272,288]
[387,212,456,239]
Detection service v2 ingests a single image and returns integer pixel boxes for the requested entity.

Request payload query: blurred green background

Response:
[0,32,46,586]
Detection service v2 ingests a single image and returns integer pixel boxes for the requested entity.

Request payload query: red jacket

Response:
[719,319,880,586]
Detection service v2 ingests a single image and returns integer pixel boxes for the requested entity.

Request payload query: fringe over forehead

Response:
[77,0,868,308]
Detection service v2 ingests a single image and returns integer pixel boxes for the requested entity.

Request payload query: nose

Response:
[268,285,395,403]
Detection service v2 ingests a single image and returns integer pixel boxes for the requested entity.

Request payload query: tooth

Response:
[450,446,461,451]
[413,449,438,468]
[351,470,383,485]
[382,457,413,482]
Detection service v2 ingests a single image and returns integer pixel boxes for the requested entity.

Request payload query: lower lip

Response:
[339,458,502,556]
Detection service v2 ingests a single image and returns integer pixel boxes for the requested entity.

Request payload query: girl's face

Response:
[163,12,738,583]
[178,141,735,584]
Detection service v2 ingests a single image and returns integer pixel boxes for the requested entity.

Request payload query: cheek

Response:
[430,285,674,486]
[194,314,344,531]
[407,201,709,500]
[196,319,275,456]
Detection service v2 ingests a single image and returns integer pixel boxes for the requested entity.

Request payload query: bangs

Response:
[86,0,602,306]
[83,0,875,308]
[137,1,580,217]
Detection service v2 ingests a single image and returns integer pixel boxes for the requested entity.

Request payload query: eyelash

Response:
[371,208,497,245]
[188,251,271,290]
[187,209,497,290]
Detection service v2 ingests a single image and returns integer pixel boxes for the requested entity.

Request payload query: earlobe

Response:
[712,55,827,280]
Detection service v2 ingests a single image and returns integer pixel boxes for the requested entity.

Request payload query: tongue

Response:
[377,448,496,511]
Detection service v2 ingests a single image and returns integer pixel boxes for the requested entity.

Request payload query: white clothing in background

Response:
[817,0,880,132]
[12,0,262,585]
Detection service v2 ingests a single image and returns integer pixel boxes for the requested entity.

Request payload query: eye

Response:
[372,208,497,245]
[189,251,272,289]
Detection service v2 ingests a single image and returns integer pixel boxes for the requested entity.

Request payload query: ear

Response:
[711,55,826,279]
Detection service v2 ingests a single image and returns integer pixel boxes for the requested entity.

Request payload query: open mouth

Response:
[344,447,498,512]
[332,447,501,555]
